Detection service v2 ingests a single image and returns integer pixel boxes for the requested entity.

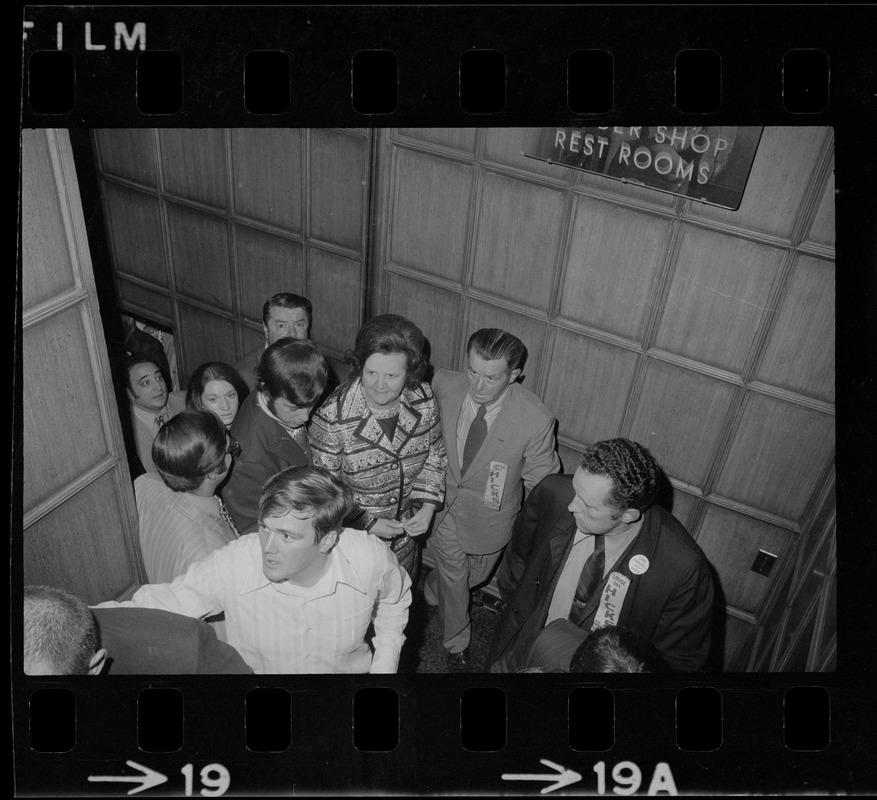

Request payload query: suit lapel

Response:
[464,384,519,475]
[345,379,402,458]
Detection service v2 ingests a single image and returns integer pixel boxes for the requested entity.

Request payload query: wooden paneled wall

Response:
[94,129,372,383]
[22,129,142,604]
[373,127,835,671]
[91,126,835,670]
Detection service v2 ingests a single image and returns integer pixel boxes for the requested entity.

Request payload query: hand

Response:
[370,518,405,540]
[402,505,436,538]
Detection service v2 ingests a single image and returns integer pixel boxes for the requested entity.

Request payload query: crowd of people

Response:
[23,292,716,676]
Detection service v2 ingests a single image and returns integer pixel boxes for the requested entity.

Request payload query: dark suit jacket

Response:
[431,371,560,554]
[223,392,308,533]
[486,474,715,673]
[91,607,252,674]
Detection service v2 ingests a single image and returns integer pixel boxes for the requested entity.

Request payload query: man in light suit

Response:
[427,329,560,672]
[126,356,186,474]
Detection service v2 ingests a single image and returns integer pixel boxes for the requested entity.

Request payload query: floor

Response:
[399,567,502,674]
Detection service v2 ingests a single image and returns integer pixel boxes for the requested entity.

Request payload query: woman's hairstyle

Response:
[258,465,354,541]
[185,361,249,410]
[345,314,427,390]
[256,338,328,407]
[152,409,229,492]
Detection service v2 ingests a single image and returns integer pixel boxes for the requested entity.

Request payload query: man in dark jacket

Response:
[485,438,714,673]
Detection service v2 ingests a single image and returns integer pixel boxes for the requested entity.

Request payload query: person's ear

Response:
[621,509,643,524]
[88,648,107,676]
[262,322,270,342]
[509,368,522,385]
[318,531,339,553]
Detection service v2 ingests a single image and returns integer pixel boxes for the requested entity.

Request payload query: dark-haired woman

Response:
[309,314,446,580]
[185,361,249,429]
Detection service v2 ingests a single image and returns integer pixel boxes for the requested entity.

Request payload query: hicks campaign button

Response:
[629,554,649,575]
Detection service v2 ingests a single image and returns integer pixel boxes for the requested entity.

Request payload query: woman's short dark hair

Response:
[345,314,427,390]
[258,465,354,541]
[256,338,328,407]
[186,361,249,410]
[152,409,229,492]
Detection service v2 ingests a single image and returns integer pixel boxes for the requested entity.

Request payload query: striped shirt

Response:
[135,473,237,585]
[98,529,411,674]
[454,389,510,470]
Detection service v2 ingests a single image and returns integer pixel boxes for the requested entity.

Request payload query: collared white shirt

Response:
[455,388,510,469]
[545,525,641,625]
[131,402,167,432]
[95,529,411,674]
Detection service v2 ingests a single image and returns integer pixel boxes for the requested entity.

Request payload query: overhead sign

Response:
[523,126,764,210]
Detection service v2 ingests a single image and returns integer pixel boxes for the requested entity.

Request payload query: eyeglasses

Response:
[227,436,242,459]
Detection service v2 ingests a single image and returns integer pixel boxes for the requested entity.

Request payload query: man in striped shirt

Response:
[97,466,411,674]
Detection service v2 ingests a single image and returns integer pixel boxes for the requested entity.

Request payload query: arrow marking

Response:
[88,760,168,795]
[502,758,583,794]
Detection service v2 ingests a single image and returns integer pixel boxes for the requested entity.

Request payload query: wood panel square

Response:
[627,359,737,487]
[176,303,238,379]
[103,183,167,287]
[560,197,672,340]
[655,227,785,373]
[24,307,110,510]
[231,129,303,231]
[95,129,158,187]
[471,172,565,312]
[307,248,363,357]
[543,329,638,446]
[235,224,305,322]
[389,148,473,284]
[385,273,461,372]
[22,130,78,310]
[696,504,795,615]
[158,129,228,208]
[309,129,367,252]
[24,473,140,603]
[167,205,233,311]
[804,171,835,250]
[755,255,834,402]
[713,393,834,521]
[685,127,828,240]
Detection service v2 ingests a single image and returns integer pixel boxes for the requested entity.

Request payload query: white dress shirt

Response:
[454,389,510,469]
[96,529,412,674]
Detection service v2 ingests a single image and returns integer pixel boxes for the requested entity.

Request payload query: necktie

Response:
[217,497,239,537]
[569,536,605,626]
[460,404,487,476]
[155,413,165,431]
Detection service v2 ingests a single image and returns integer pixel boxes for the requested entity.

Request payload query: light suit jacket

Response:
[130,392,187,473]
[431,370,560,554]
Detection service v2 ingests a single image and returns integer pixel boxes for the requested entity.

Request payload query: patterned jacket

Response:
[309,378,447,522]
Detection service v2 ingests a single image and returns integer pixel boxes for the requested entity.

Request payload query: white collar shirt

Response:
[131,402,168,432]
[455,387,510,469]
[96,529,411,674]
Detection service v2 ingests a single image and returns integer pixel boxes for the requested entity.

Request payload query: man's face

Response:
[127,362,167,412]
[568,468,627,536]
[267,396,314,429]
[259,512,335,585]
[466,350,521,406]
[264,305,309,345]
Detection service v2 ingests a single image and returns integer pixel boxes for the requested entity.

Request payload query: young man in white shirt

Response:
[96,466,412,674]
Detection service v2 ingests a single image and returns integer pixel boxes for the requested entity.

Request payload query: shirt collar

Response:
[257,391,303,436]
[131,402,166,428]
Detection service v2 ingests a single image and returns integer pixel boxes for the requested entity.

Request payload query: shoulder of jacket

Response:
[509,383,555,419]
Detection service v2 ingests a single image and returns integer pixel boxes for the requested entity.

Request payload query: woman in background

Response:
[185,361,249,429]
[309,314,446,581]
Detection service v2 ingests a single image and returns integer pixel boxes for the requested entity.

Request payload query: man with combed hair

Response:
[485,438,714,673]
[234,293,313,392]
[24,585,251,675]
[135,408,239,584]
[224,338,328,533]
[426,328,560,672]
[94,466,412,674]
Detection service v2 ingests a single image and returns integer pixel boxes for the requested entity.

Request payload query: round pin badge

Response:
[629,554,650,575]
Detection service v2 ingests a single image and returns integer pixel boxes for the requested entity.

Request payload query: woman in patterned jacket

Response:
[309,314,446,580]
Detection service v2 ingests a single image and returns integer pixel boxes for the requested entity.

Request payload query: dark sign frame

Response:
[523,126,764,210]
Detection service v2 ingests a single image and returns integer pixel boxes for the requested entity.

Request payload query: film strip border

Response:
[19,6,873,126]
[13,681,871,795]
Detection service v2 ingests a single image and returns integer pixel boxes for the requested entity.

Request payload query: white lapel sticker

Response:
[593,571,630,630]
[629,554,650,575]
